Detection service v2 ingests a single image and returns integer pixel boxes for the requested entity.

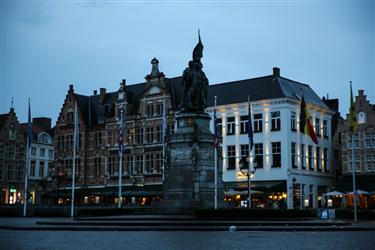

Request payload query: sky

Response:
[1,0,374,125]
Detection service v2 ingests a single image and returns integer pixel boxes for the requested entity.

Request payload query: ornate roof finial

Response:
[11,97,14,109]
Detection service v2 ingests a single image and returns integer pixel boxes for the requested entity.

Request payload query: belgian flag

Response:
[299,95,318,144]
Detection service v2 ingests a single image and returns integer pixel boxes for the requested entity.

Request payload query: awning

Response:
[324,191,344,196]
[334,175,375,193]
[224,180,286,192]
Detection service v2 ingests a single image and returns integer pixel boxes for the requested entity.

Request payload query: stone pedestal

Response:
[163,112,224,213]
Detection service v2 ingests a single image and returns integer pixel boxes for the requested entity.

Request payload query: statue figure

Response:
[180,31,209,113]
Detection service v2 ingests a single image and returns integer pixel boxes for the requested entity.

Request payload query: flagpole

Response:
[247,95,252,209]
[349,81,358,222]
[118,103,124,208]
[71,102,77,218]
[299,91,304,209]
[23,99,31,217]
[214,96,218,210]
[351,134,358,222]
[162,94,166,182]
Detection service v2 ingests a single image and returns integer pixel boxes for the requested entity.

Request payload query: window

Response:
[157,102,163,116]
[145,154,154,173]
[155,153,162,173]
[271,142,281,167]
[31,147,36,156]
[271,111,281,131]
[9,129,16,140]
[315,118,321,136]
[136,128,144,144]
[0,164,2,180]
[95,157,101,177]
[40,148,45,157]
[7,165,13,181]
[253,114,263,133]
[8,147,15,159]
[17,165,23,181]
[307,146,313,170]
[39,161,45,177]
[240,116,248,134]
[316,147,321,171]
[146,103,154,117]
[254,143,263,168]
[168,124,175,136]
[146,127,154,143]
[291,143,297,168]
[30,161,36,176]
[127,155,134,175]
[365,132,375,148]
[240,144,249,166]
[348,155,360,172]
[290,112,296,131]
[135,155,144,174]
[365,155,375,172]
[108,156,115,176]
[348,133,360,149]
[127,129,134,145]
[48,150,53,159]
[301,144,305,169]
[323,120,328,138]
[227,145,236,170]
[155,126,162,143]
[217,118,222,136]
[67,111,73,124]
[226,117,235,135]
[323,148,328,172]
[95,131,101,149]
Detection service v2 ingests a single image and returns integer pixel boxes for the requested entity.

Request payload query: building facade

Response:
[0,108,26,204]
[335,89,375,208]
[53,59,335,209]
[206,68,334,209]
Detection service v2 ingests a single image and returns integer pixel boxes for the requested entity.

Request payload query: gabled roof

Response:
[207,75,329,109]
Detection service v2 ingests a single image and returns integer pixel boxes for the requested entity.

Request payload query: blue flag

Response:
[248,97,254,150]
[27,99,32,147]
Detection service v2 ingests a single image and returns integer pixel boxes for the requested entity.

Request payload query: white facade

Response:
[29,132,54,181]
[207,97,334,209]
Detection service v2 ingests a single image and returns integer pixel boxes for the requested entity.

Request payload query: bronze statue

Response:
[180,31,209,113]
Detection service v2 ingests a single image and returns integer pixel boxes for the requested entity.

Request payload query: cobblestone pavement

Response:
[1,230,374,250]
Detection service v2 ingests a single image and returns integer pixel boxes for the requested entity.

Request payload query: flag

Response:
[118,107,124,153]
[299,95,318,144]
[213,108,221,148]
[162,97,167,146]
[349,81,357,137]
[248,96,254,151]
[27,99,32,147]
[74,102,79,151]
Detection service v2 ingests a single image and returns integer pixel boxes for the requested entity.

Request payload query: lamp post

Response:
[240,157,257,208]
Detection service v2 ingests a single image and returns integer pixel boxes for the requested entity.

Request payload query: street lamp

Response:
[239,157,257,208]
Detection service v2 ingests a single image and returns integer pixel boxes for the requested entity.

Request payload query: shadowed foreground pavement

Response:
[1,230,375,250]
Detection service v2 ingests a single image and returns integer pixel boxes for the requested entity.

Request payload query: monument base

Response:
[162,112,224,213]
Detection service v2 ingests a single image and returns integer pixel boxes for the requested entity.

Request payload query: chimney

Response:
[100,88,106,103]
[93,90,97,95]
[69,84,74,93]
[273,67,280,77]
[122,79,126,86]
[358,90,364,96]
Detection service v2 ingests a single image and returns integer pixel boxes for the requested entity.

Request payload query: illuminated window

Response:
[271,111,281,131]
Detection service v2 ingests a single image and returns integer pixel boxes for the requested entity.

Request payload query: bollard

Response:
[229,225,237,232]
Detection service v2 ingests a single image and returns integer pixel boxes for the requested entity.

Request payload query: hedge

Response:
[335,209,375,220]
[195,208,316,219]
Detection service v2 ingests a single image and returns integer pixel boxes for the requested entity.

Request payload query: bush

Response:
[195,208,316,219]
[335,209,375,220]
[77,207,135,217]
